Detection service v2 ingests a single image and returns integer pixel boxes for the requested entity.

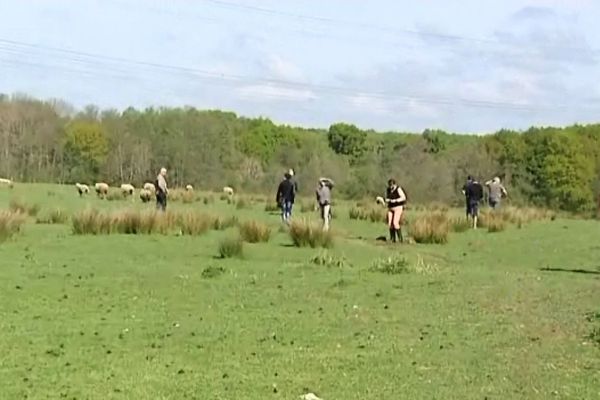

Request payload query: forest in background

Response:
[1,94,599,212]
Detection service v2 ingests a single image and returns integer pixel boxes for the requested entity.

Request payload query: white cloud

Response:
[236,84,317,102]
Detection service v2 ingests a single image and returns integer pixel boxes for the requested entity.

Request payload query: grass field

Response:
[1,183,599,400]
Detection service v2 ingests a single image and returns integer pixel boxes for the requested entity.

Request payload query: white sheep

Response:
[223,186,234,196]
[95,182,109,198]
[185,184,194,192]
[0,178,13,188]
[143,182,156,192]
[376,196,386,206]
[75,183,89,196]
[139,188,153,203]
[120,183,135,196]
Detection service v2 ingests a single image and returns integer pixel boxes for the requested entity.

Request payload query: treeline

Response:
[1,94,599,212]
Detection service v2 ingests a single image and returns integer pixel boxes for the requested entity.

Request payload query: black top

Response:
[386,186,406,208]
[463,181,483,203]
[276,179,296,204]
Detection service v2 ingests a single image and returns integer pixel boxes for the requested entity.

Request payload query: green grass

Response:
[0,183,599,399]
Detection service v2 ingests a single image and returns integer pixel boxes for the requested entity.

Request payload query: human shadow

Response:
[539,267,600,275]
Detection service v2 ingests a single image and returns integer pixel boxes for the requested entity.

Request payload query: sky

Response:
[0,0,599,133]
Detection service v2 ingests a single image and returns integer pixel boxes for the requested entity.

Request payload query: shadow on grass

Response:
[540,267,600,275]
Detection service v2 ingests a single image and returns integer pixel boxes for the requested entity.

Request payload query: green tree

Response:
[327,123,368,162]
[63,121,109,183]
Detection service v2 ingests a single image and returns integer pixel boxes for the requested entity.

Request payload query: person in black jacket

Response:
[462,175,484,229]
[276,171,296,224]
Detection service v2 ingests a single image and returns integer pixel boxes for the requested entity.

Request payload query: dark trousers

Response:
[156,192,167,212]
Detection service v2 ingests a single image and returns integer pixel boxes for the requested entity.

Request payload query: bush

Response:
[213,215,238,230]
[239,220,271,243]
[36,208,69,224]
[310,251,350,268]
[410,212,449,244]
[450,217,470,233]
[177,211,212,236]
[0,210,26,243]
[264,202,280,212]
[9,198,40,216]
[201,265,226,279]
[289,220,333,248]
[369,254,409,274]
[218,236,244,258]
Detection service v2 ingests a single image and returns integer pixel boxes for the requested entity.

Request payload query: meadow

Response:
[0,183,599,400]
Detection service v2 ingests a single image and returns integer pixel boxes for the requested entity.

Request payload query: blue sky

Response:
[1,0,599,133]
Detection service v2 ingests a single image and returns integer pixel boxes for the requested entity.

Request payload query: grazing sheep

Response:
[376,196,385,206]
[139,188,153,203]
[223,186,234,196]
[185,184,194,192]
[120,183,135,196]
[75,183,90,196]
[95,182,109,198]
[0,178,13,188]
[143,182,156,192]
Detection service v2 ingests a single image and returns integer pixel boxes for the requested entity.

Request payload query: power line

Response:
[199,0,600,57]
[0,38,594,113]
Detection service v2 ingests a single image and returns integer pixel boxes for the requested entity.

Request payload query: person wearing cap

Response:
[316,178,334,231]
[462,175,484,228]
[155,167,168,212]
[276,171,296,224]
[485,176,508,209]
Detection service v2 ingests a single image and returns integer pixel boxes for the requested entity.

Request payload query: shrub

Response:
[201,265,226,279]
[177,211,212,236]
[239,220,271,243]
[450,217,470,233]
[410,212,449,244]
[218,236,244,258]
[213,215,238,230]
[289,220,333,248]
[9,198,40,216]
[264,202,279,212]
[369,254,409,274]
[105,190,124,201]
[0,210,26,243]
[235,197,248,209]
[36,208,69,224]
[310,251,350,268]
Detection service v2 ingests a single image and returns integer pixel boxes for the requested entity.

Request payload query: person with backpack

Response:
[155,167,168,212]
[462,175,484,229]
[385,178,407,243]
[316,177,334,231]
[276,171,296,224]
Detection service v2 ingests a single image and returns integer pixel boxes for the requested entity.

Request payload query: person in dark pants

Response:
[155,167,168,212]
[462,175,483,229]
[276,171,296,224]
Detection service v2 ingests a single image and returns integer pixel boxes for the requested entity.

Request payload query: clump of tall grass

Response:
[310,251,351,268]
[181,190,195,204]
[0,210,26,243]
[177,211,213,236]
[300,201,315,213]
[235,197,248,210]
[289,220,333,248]
[203,195,215,205]
[218,236,244,259]
[201,265,226,279]
[239,220,271,243]
[369,254,409,274]
[482,213,507,233]
[349,206,386,223]
[72,209,114,235]
[36,208,69,225]
[264,202,280,213]
[409,212,449,244]
[9,198,40,216]
[450,216,471,233]
[212,215,238,230]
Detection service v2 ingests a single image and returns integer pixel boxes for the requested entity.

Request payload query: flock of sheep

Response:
[75,182,235,202]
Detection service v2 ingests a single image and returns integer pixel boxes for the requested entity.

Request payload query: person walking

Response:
[276,171,296,224]
[385,179,407,243]
[155,167,168,212]
[316,178,333,231]
[462,175,484,228]
[485,176,507,209]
